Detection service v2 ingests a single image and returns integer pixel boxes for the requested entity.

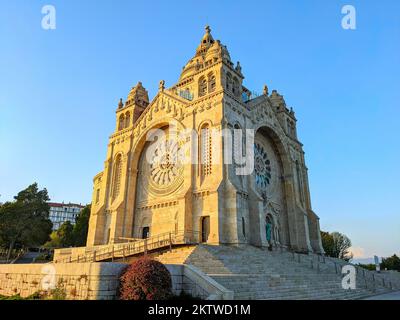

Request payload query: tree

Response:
[44,230,61,248]
[72,204,90,246]
[56,221,74,247]
[357,263,376,271]
[44,204,91,248]
[381,254,400,271]
[0,183,52,260]
[321,231,353,261]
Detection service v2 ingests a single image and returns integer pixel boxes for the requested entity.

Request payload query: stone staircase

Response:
[154,244,396,300]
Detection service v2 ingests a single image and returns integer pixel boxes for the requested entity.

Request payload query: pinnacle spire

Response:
[199,25,214,48]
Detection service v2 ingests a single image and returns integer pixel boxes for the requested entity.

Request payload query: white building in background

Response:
[48,202,85,230]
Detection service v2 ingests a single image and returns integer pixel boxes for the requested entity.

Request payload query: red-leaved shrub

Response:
[118,258,172,300]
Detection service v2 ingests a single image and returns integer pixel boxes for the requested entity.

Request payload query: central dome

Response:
[179,26,231,81]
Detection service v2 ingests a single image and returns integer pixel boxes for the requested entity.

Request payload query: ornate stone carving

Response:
[138,133,184,198]
[159,80,165,92]
[254,142,272,190]
[150,139,182,187]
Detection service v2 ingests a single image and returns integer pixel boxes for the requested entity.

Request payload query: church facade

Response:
[87,27,324,254]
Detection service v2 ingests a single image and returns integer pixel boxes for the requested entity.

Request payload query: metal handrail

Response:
[54,229,203,264]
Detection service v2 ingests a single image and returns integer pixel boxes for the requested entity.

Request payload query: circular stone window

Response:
[254,143,272,189]
[147,138,184,194]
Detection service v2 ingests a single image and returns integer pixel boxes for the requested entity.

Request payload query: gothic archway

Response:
[201,216,210,243]
[130,123,186,239]
[247,126,291,248]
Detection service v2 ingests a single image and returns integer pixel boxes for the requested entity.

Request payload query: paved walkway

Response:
[363,291,400,300]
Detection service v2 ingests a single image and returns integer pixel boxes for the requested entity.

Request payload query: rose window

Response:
[254,143,272,189]
[149,139,183,187]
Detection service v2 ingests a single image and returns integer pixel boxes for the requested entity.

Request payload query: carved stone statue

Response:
[236,61,242,73]
[263,85,269,96]
[159,80,165,92]
[118,98,124,109]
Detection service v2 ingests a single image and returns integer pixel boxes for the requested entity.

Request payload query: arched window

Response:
[125,111,131,128]
[233,77,240,96]
[198,76,207,97]
[291,122,296,138]
[118,114,125,131]
[208,73,216,93]
[200,124,212,177]
[226,73,232,91]
[287,119,292,136]
[242,217,246,238]
[233,123,244,161]
[112,154,122,201]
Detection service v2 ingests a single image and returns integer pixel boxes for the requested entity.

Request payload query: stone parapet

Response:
[0,261,232,300]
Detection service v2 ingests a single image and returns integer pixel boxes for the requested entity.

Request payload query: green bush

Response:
[381,254,400,271]
[0,287,66,300]
[357,263,376,271]
[46,286,67,300]
[0,292,43,300]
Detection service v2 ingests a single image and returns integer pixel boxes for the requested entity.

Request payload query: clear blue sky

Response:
[0,0,399,258]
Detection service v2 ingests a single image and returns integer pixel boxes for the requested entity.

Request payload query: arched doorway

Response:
[265,215,273,243]
[247,126,289,248]
[201,216,210,243]
[131,125,184,238]
[142,227,150,239]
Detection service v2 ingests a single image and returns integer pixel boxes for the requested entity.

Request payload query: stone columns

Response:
[282,173,313,253]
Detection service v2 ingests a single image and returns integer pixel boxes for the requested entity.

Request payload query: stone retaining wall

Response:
[0,263,126,299]
[0,263,233,300]
[167,264,233,299]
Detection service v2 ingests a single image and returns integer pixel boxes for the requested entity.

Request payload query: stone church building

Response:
[87,26,324,254]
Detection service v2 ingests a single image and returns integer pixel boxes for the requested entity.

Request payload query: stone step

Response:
[214,281,367,291]
[236,292,372,300]
[153,244,397,300]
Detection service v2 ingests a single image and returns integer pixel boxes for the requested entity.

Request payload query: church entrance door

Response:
[201,216,210,243]
[142,227,150,239]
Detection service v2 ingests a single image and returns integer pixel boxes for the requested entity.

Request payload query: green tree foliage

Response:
[0,183,52,260]
[44,204,91,248]
[321,231,334,256]
[72,204,90,246]
[57,221,74,247]
[45,231,61,248]
[321,231,353,261]
[357,263,376,271]
[381,254,400,271]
